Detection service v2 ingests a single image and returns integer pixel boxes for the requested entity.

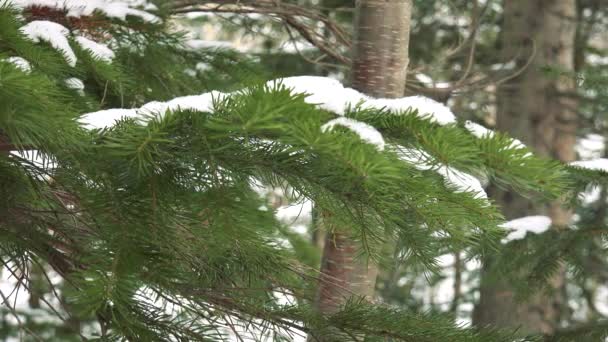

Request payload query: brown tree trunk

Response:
[311,0,412,339]
[473,0,577,335]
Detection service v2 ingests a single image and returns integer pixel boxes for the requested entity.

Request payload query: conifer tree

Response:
[0,0,606,341]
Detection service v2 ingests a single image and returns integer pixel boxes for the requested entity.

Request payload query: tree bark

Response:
[311,0,412,338]
[473,0,577,335]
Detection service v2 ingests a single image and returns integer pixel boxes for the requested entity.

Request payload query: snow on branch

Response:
[321,117,385,151]
[80,76,458,129]
[4,56,31,72]
[464,120,529,153]
[6,0,159,22]
[500,215,552,243]
[78,76,487,200]
[396,147,487,200]
[570,158,608,173]
[20,20,76,66]
[274,76,456,125]
[75,36,115,62]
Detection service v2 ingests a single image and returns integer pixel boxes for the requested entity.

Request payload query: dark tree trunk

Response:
[474,0,577,334]
[311,0,413,339]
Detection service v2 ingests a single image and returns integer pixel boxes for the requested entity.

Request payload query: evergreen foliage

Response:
[0,1,606,341]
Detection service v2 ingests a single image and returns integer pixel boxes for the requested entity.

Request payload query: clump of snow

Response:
[321,117,385,151]
[570,158,608,173]
[500,215,552,243]
[8,0,159,22]
[415,73,433,84]
[75,36,115,62]
[5,56,31,72]
[270,76,457,125]
[435,167,487,200]
[414,73,451,89]
[464,120,494,138]
[464,120,530,156]
[579,185,601,205]
[20,20,76,67]
[138,91,227,116]
[396,147,487,200]
[65,77,84,90]
[65,77,84,95]
[185,39,234,51]
[365,96,456,126]
[81,91,228,129]
[78,108,138,129]
[576,133,605,160]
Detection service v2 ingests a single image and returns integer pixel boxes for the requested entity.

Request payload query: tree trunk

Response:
[474,0,577,334]
[311,0,412,338]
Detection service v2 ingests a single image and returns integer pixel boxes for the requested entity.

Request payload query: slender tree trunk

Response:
[311,0,413,338]
[474,0,577,334]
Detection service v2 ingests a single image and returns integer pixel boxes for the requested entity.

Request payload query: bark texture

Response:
[351,0,412,97]
[473,0,577,334]
[312,0,413,337]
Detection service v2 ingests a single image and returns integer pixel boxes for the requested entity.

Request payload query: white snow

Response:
[5,56,31,72]
[464,120,494,138]
[64,77,84,90]
[138,91,227,116]
[579,185,601,205]
[415,73,433,84]
[64,77,84,95]
[20,20,76,67]
[76,76,491,203]
[270,76,457,125]
[75,36,115,62]
[595,285,608,316]
[7,0,159,22]
[576,133,605,160]
[500,215,552,243]
[81,91,228,129]
[185,39,234,51]
[570,158,608,173]
[366,96,456,125]
[464,120,530,155]
[78,108,138,129]
[321,117,385,151]
[396,147,487,200]
[435,167,487,200]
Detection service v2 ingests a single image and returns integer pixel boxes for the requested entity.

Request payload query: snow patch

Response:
[579,185,601,205]
[5,56,31,72]
[139,91,227,116]
[185,39,234,50]
[78,108,138,129]
[20,20,76,67]
[576,133,605,160]
[464,120,494,138]
[464,120,530,155]
[8,0,159,22]
[321,117,385,151]
[570,158,608,173]
[65,77,84,95]
[82,92,227,129]
[270,76,457,125]
[396,147,487,200]
[500,215,552,243]
[75,36,115,62]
